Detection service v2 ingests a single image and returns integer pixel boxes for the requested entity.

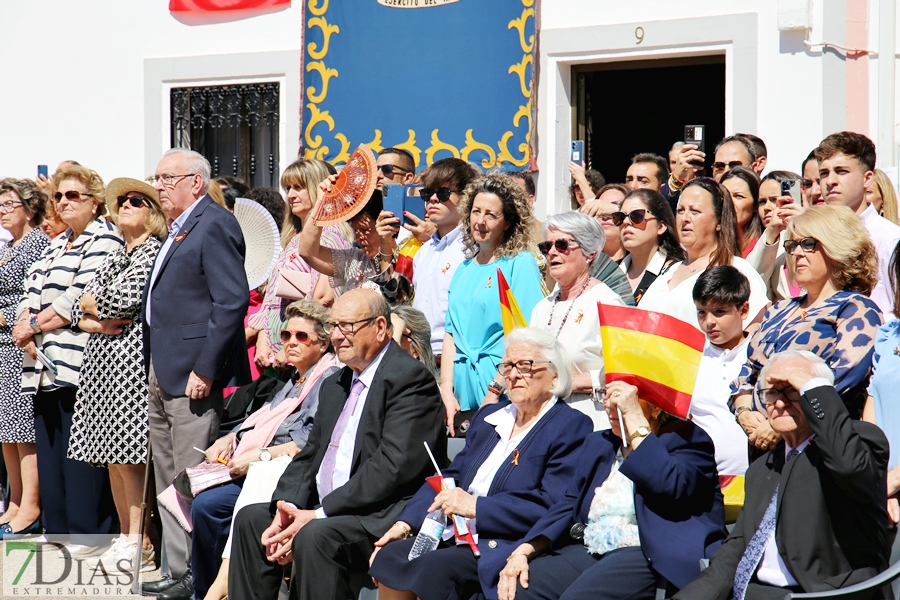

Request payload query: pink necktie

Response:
[318,379,366,498]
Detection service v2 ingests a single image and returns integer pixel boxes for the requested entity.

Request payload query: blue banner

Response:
[301,0,535,171]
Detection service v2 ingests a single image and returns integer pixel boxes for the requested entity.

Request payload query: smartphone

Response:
[684,125,705,168]
[37,165,48,180]
[35,347,58,377]
[383,184,426,226]
[570,141,585,167]
[781,178,802,205]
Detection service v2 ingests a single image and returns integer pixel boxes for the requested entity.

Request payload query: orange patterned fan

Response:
[313,144,378,226]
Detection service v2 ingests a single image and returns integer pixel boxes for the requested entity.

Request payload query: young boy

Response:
[689,265,752,477]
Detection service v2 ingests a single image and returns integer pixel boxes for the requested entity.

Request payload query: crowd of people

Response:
[0,129,897,600]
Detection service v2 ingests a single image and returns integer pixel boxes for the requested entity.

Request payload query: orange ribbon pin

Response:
[175,230,187,242]
[512,449,520,466]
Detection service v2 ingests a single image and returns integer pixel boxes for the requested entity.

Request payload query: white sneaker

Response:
[88,538,156,574]
[64,543,106,557]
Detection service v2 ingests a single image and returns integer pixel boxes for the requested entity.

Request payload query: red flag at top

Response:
[169,0,289,12]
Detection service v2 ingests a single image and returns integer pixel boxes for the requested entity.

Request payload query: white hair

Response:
[505,327,574,398]
[758,350,835,389]
[544,211,605,263]
[164,148,211,194]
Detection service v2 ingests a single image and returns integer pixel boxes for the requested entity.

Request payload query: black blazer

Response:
[675,385,891,599]
[528,419,727,590]
[141,195,250,396]
[270,342,448,537]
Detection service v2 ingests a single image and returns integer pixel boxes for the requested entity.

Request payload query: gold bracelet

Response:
[506,552,530,562]
[396,521,412,538]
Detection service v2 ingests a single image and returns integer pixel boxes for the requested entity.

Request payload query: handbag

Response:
[273,269,312,300]
[173,460,236,503]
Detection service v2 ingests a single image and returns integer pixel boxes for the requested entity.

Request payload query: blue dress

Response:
[868,320,900,470]
[445,251,543,411]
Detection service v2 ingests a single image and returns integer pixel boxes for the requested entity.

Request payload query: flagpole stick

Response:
[618,406,629,448]
[424,441,443,477]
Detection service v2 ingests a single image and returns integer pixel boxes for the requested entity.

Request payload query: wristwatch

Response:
[734,406,753,423]
[487,380,507,396]
[259,448,272,462]
[29,315,41,334]
[628,426,651,442]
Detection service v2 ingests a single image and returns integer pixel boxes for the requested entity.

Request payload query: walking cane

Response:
[132,440,153,595]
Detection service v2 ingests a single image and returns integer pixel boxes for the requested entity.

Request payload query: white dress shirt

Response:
[860,203,900,320]
[314,342,390,517]
[412,226,466,353]
[146,197,202,326]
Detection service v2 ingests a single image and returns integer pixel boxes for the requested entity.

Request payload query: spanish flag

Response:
[597,304,704,419]
[498,268,528,335]
[394,236,422,281]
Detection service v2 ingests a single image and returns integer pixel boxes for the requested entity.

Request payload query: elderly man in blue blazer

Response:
[140,149,250,600]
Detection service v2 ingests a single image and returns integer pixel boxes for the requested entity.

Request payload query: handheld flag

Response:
[597,304,704,419]
[394,236,423,282]
[497,268,528,335]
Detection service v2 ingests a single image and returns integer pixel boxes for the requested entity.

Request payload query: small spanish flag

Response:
[394,236,422,281]
[498,268,528,335]
[597,304,704,419]
[719,475,745,523]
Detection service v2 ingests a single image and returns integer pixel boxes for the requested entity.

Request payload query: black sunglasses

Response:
[379,164,410,177]
[537,239,581,256]
[713,160,745,172]
[783,237,818,253]
[419,187,458,203]
[53,190,94,202]
[280,330,315,343]
[117,195,148,209]
[611,209,655,227]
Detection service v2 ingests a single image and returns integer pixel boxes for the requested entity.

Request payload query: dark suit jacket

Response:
[141,195,250,396]
[675,385,891,599]
[527,419,727,590]
[397,399,592,597]
[270,341,447,537]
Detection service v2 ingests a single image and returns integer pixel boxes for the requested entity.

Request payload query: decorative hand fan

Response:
[233,198,281,290]
[313,144,378,226]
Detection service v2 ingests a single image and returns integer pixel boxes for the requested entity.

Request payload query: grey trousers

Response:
[148,362,223,579]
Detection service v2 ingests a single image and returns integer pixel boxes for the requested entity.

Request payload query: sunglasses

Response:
[611,209,655,227]
[53,190,94,203]
[117,196,148,209]
[419,187,458,203]
[537,239,581,255]
[712,161,745,172]
[379,164,410,177]
[783,237,818,253]
[279,330,316,343]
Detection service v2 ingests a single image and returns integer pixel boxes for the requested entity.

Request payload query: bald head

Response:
[329,289,392,373]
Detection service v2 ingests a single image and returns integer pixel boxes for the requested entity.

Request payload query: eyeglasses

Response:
[148,173,196,187]
[537,239,581,255]
[379,164,410,177]
[783,237,818,253]
[53,190,94,203]
[324,317,376,336]
[280,330,316,344]
[756,386,800,405]
[497,359,552,377]
[712,161,745,172]
[0,201,23,213]
[612,209,656,227]
[117,195,149,209]
[419,187,458,203]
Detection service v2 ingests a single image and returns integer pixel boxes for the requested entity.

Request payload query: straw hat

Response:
[105,177,159,213]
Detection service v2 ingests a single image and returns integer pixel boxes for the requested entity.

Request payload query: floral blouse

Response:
[731,290,882,418]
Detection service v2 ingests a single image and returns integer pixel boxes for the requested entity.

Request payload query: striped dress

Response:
[19,217,123,394]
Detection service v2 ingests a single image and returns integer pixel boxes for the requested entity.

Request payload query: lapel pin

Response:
[175,230,188,242]
[511,449,520,466]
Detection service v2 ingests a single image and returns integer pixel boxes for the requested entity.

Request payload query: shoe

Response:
[0,517,42,539]
[141,546,157,572]
[142,574,180,596]
[156,572,194,600]
[87,537,155,574]
[64,543,106,557]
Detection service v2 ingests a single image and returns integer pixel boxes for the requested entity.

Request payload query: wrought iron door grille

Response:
[170,82,280,188]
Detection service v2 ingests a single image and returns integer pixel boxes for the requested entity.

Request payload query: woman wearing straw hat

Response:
[66,177,167,572]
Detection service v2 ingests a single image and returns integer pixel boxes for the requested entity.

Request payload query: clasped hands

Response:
[260,501,317,564]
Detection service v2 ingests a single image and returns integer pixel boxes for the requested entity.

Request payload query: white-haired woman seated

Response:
[369,328,593,600]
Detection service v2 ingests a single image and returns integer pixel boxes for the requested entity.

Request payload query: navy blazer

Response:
[527,419,727,590]
[141,195,250,396]
[398,399,593,599]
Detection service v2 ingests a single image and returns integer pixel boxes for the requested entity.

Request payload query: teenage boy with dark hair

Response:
[689,265,751,478]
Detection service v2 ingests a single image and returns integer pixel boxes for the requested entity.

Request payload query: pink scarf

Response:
[233,353,338,457]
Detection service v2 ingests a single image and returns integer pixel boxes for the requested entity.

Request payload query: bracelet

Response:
[487,380,507,396]
[506,552,530,562]
[668,175,684,191]
[395,521,412,538]
[734,406,752,423]
[671,171,687,186]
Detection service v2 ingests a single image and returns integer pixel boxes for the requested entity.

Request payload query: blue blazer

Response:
[398,399,592,599]
[527,420,727,590]
[141,195,251,396]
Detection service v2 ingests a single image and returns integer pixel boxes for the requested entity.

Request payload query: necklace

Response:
[547,277,590,337]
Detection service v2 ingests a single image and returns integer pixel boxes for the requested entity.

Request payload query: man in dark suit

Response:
[229,288,447,600]
[674,350,891,600]
[140,149,250,599]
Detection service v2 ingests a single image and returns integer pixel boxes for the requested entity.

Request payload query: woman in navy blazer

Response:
[498,381,727,600]
[369,328,593,600]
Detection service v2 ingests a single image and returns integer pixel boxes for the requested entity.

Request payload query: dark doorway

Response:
[574,56,726,184]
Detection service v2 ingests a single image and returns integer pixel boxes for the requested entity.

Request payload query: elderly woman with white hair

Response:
[369,327,593,600]
[517,211,626,430]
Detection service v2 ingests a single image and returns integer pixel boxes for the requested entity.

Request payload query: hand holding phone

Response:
[684,126,706,169]
[571,141,585,167]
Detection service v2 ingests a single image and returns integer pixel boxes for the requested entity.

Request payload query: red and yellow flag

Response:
[394,236,422,281]
[498,268,528,335]
[597,304,704,419]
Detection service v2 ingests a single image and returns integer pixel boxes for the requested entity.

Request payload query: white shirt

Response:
[689,340,751,476]
[314,342,390,517]
[412,226,467,353]
[146,197,202,326]
[618,250,671,306]
[530,282,624,430]
[637,256,769,331]
[860,203,900,320]
[463,397,557,542]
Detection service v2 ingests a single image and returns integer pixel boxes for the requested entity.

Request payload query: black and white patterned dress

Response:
[0,228,50,443]
[67,236,162,465]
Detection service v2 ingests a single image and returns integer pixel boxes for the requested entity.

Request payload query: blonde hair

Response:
[786,205,878,295]
[459,173,538,260]
[873,169,899,225]
[51,165,107,216]
[207,179,227,209]
[279,159,351,247]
